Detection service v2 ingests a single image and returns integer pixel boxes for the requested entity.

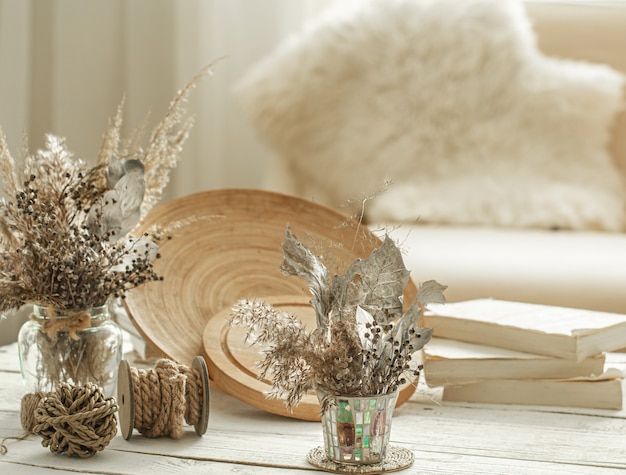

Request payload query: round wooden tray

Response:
[202,295,418,421]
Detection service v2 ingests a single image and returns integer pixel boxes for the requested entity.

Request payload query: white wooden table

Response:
[1,341,625,474]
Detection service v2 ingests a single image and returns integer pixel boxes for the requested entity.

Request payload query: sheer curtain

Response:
[0,0,332,202]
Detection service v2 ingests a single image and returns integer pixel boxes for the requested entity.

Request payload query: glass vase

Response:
[17,304,123,397]
[317,390,399,465]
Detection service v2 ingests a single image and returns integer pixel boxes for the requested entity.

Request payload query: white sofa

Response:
[387,1,626,314]
[236,0,626,314]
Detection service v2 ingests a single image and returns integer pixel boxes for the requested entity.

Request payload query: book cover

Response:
[421,299,626,361]
[424,338,606,387]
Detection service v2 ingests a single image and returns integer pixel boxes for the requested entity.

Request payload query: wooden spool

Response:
[117,356,210,440]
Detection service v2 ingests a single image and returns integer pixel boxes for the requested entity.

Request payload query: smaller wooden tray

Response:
[202,295,417,421]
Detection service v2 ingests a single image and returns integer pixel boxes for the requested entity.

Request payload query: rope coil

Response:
[1,382,117,458]
[117,356,210,439]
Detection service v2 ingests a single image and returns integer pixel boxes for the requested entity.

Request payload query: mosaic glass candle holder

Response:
[317,390,399,465]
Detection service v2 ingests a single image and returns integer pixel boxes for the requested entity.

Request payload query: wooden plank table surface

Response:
[1,340,625,474]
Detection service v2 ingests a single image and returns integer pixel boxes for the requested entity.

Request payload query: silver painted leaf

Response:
[280,225,331,331]
[105,157,126,189]
[331,235,409,324]
[89,158,145,240]
[407,327,433,352]
[417,280,448,307]
[391,280,445,345]
[355,305,375,350]
[397,280,446,330]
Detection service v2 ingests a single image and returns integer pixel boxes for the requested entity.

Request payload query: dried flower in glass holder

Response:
[0,62,217,395]
[230,224,446,409]
[230,224,446,465]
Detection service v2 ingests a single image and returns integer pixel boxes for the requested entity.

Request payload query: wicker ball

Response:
[32,382,118,457]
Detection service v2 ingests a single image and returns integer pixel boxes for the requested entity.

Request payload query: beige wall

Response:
[1,0,624,203]
[0,0,331,203]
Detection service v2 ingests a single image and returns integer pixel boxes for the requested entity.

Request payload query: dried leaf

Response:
[407,327,433,352]
[390,279,444,349]
[331,235,409,324]
[394,280,446,332]
[280,225,331,331]
[417,280,448,307]
[355,305,374,350]
[88,159,145,239]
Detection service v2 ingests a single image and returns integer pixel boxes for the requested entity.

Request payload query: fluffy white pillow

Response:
[236,0,626,231]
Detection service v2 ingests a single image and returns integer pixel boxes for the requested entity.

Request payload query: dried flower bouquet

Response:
[230,225,446,411]
[0,64,213,392]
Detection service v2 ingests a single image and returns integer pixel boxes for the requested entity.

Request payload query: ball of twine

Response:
[20,391,45,433]
[22,382,118,458]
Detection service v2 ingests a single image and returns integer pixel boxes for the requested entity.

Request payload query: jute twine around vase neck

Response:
[38,306,93,340]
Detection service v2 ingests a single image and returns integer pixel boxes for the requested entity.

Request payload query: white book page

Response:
[425,338,547,360]
[427,299,626,335]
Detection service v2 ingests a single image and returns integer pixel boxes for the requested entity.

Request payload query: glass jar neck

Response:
[32,304,109,321]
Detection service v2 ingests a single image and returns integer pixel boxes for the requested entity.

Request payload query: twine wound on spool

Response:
[117,356,210,440]
[1,382,118,457]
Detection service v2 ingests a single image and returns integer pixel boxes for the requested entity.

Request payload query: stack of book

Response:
[420,299,626,410]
